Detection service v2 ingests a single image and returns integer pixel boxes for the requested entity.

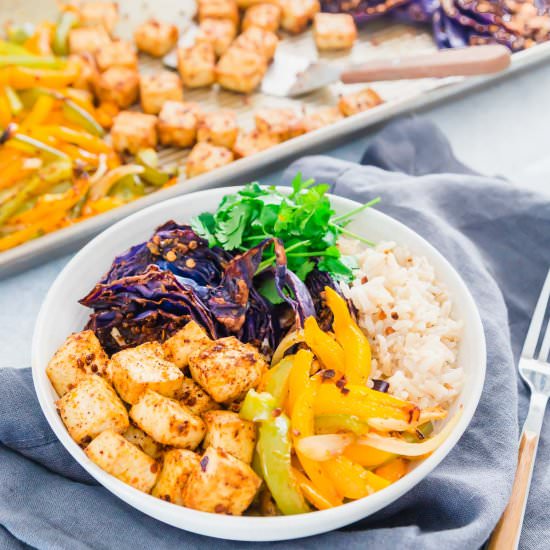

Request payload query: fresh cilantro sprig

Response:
[191,174,380,281]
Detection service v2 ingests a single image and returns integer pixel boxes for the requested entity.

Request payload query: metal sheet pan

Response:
[3,0,550,277]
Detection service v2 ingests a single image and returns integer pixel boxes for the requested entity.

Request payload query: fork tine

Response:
[538,319,550,362]
[522,269,550,359]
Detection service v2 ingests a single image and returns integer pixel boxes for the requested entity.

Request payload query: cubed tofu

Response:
[94,66,139,108]
[302,106,343,132]
[338,87,383,116]
[110,341,183,404]
[188,336,267,403]
[163,321,211,369]
[196,18,237,57]
[130,389,206,449]
[134,19,179,57]
[158,100,202,147]
[177,42,216,88]
[197,110,239,148]
[86,430,159,493]
[95,39,138,72]
[313,13,357,50]
[111,110,157,154]
[152,449,200,504]
[69,26,111,55]
[185,142,234,178]
[47,330,110,397]
[203,410,256,463]
[57,375,129,445]
[232,129,279,158]
[237,0,279,6]
[69,53,99,92]
[279,0,320,33]
[216,47,267,94]
[233,27,279,62]
[139,71,184,115]
[122,424,164,459]
[183,447,261,514]
[173,377,220,415]
[197,0,239,25]
[242,4,281,32]
[79,2,119,35]
[254,108,305,141]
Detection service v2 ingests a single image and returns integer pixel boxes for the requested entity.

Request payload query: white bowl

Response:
[32,187,486,542]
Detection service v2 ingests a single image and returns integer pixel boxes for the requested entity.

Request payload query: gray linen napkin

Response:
[1,118,549,550]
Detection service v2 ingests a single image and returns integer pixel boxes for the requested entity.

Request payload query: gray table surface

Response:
[3,63,550,369]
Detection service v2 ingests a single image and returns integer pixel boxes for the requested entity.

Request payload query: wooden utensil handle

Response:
[340,45,511,83]
[487,430,539,550]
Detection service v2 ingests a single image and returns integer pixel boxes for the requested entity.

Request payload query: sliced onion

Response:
[271,329,304,367]
[357,407,462,457]
[89,153,108,185]
[367,407,448,432]
[296,434,355,462]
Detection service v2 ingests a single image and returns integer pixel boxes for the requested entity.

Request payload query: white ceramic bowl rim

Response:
[32,186,486,542]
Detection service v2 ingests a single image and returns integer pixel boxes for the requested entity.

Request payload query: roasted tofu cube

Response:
[47,330,110,397]
[111,110,157,154]
[189,336,267,403]
[242,3,281,32]
[197,0,239,25]
[130,389,206,449]
[177,43,216,88]
[196,18,237,57]
[216,47,267,94]
[110,341,183,404]
[183,447,261,514]
[57,375,129,445]
[139,71,184,115]
[313,13,357,50]
[94,66,139,108]
[158,101,202,148]
[279,0,320,33]
[152,449,200,504]
[95,40,138,72]
[302,106,343,132]
[69,25,111,55]
[233,27,279,62]
[197,110,239,148]
[237,0,279,6]
[232,129,279,158]
[173,377,220,415]
[122,424,164,459]
[86,430,159,493]
[203,410,256,463]
[338,87,383,116]
[163,321,211,369]
[79,2,119,35]
[69,53,99,92]
[254,108,305,141]
[185,142,233,178]
[134,19,179,57]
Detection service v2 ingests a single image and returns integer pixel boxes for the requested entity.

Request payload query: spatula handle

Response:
[340,45,511,83]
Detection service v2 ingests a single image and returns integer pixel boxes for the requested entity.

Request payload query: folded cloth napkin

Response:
[1,118,549,550]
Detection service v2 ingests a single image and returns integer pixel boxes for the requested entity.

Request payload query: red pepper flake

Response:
[321,369,335,381]
[215,504,228,514]
[150,462,159,473]
[415,429,425,440]
[340,387,350,395]
[200,456,209,472]
[336,375,347,389]
[292,429,301,437]
[272,407,282,418]
[391,312,399,320]
[361,275,368,284]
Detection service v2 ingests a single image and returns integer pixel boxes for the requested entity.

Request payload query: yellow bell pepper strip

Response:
[82,196,125,216]
[291,467,334,511]
[325,286,372,384]
[258,356,294,407]
[61,99,105,137]
[314,414,369,435]
[0,90,11,128]
[19,94,55,131]
[343,443,396,468]
[136,149,172,186]
[52,11,79,56]
[23,23,54,56]
[95,101,119,129]
[0,59,79,90]
[44,126,110,154]
[323,456,390,500]
[0,55,65,70]
[0,175,40,225]
[0,40,33,56]
[374,458,408,483]
[4,86,22,115]
[287,349,314,416]
[304,316,345,373]
[240,389,310,515]
[89,165,144,201]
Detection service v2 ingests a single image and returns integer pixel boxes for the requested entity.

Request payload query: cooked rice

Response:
[339,240,463,409]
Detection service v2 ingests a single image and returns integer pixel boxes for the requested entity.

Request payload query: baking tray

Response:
[3,0,550,278]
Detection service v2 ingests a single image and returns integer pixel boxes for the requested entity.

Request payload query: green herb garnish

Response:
[191,174,380,281]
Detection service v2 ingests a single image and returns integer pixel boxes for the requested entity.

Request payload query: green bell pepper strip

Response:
[62,99,105,137]
[0,55,66,69]
[39,159,73,184]
[0,40,33,56]
[4,86,23,115]
[136,149,171,186]
[0,175,41,225]
[109,174,145,200]
[402,421,434,443]
[5,24,35,45]
[263,356,293,408]
[314,414,369,435]
[52,11,78,56]
[11,132,70,160]
[240,389,310,515]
